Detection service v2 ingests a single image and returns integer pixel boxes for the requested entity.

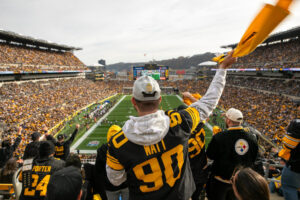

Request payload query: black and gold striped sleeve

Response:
[166,107,201,135]
[106,143,124,171]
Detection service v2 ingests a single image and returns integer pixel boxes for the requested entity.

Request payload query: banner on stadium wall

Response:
[0,70,91,75]
[210,68,300,72]
[49,93,118,137]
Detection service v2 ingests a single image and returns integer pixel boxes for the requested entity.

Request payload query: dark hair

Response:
[39,141,54,158]
[134,98,160,112]
[2,140,10,148]
[3,158,17,176]
[66,153,82,169]
[234,168,270,200]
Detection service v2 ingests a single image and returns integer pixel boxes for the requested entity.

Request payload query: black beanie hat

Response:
[31,132,41,141]
[39,141,54,158]
[46,166,82,200]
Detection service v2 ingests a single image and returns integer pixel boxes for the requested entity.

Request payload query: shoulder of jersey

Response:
[109,130,128,148]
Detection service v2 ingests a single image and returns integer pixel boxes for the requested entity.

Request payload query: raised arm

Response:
[65,124,80,145]
[11,127,22,152]
[189,52,236,121]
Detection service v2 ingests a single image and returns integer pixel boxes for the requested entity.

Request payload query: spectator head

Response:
[3,158,17,176]
[294,99,300,112]
[31,132,41,142]
[46,166,82,200]
[225,108,243,127]
[132,75,161,115]
[39,141,54,158]
[66,153,82,169]
[107,125,122,142]
[231,168,270,200]
[1,139,10,148]
[57,134,65,143]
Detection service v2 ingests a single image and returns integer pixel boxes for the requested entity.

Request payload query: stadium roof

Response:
[0,29,82,51]
[221,26,300,49]
[198,61,217,66]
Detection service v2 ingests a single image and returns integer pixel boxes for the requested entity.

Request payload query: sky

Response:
[1,0,299,65]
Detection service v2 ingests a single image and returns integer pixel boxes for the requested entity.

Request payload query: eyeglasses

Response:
[230,175,235,185]
[230,169,240,185]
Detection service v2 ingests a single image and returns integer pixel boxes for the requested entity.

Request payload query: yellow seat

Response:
[0,183,14,194]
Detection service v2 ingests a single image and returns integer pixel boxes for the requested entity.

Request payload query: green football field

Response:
[74,95,214,151]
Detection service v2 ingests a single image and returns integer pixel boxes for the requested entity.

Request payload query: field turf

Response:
[75,95,215,151]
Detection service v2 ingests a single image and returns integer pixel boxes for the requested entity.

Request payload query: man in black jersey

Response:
[206,108,258,200]
[46,124,79,160]
[0,127,22,168]
[279,100,300,200]
[20,141,65,200]
[177,104,209,200]
[106,53,236,200]
[23,132,41,160]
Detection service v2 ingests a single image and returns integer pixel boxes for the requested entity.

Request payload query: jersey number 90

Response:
[133,144,184,192]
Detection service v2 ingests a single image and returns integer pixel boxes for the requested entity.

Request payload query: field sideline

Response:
[72,95,215,153]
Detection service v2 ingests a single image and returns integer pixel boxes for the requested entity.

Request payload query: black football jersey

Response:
[107,107,201,200]
[188,122,208,182]
[20,157,65,200]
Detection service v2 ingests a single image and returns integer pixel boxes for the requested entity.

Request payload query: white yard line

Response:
[71,95,127,152]
[176,95,213,132]
[205,122,213,131]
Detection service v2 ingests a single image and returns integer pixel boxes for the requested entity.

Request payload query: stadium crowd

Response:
[0,76,299,200]
[0,78,120,159]
[0,43,87,72]
[0,39,299,199]
[1,76,296,162]
[171,79,296,156]
[226,77,300,97]
[232,39,300,69]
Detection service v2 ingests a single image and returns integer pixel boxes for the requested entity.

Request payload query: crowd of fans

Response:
[166,79,296,156]
[226,77,300,97]
[0,43,87,72]
[0,76,296,162]
[0,78,121,158]
[232,39,300,69]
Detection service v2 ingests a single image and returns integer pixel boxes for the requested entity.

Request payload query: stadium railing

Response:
[81,158,96,165]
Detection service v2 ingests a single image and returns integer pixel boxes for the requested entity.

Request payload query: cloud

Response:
[1,0,299,65]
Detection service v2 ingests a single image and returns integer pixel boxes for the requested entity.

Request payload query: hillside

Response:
[106,52,215,71]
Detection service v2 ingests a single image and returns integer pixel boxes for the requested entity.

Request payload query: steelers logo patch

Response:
[146,83,153,92]
[235,139,249,155]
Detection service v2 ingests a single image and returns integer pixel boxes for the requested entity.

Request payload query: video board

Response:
[133,64,169,80]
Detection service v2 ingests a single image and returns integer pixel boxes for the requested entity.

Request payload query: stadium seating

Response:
[0,43,88,72]
[232,39,300,69]
[0,79,122,157]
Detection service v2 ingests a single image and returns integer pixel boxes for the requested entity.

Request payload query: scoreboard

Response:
[133,64,169,80]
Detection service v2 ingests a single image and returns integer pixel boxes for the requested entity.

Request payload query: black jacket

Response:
[285,118,300,173]
[0,136,21,168]
[20,156,65,200]
[95,143,128,192]
[23,141,40,160]
[46,129,78,160]
[207,126,259,180]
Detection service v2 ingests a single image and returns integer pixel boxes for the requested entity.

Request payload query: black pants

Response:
[191,167,210,200]
[206,176,236,200]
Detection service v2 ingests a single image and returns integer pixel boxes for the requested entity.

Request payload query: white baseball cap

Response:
[133,75,161,101]
[225,108,243,122]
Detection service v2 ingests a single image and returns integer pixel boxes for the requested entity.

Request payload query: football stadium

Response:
[1,0,300,200]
